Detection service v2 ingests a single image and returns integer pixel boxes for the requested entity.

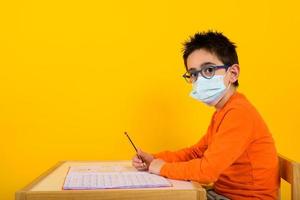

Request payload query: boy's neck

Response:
[214,86,237,111]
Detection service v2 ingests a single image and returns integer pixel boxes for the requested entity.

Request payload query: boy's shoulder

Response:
[215,92,259,120]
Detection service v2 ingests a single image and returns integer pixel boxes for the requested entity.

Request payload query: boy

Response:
[132,31,279,200]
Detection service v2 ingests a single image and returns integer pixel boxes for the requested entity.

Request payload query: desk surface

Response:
[16,160,206,200]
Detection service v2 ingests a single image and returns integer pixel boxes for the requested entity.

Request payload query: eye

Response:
[190,72,198,78]
[202,66,215,78]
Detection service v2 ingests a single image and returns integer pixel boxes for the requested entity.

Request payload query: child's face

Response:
[186,48,239,86]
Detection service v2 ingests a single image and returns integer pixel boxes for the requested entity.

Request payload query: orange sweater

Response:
[154,92,279,200]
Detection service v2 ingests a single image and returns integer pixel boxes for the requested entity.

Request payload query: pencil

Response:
[124,131,146,167]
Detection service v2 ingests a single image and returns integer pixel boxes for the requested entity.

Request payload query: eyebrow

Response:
[188,62,217,71]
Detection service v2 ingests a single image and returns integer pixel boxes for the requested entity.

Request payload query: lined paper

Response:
[63,166,172,190]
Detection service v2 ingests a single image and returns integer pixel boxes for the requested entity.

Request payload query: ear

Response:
[228,64,240,84]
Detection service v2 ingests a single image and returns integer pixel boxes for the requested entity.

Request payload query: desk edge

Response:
[15,161,66,200]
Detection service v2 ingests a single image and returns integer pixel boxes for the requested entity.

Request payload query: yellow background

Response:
[0,0,299,199]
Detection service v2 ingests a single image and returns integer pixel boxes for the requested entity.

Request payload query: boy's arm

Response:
[152,128,210,162]
[158,108,254,184]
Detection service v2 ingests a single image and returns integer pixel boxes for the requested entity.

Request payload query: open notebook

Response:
[63,166,172,190]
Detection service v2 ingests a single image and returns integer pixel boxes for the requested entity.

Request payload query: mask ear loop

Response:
[225,66,233,90]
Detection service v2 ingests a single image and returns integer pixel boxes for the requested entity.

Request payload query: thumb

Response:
[137,148,145,157]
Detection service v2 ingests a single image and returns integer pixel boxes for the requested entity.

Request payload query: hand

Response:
[132,148,154,171]
[149,158,166,175]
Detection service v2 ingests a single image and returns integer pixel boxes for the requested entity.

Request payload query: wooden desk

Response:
[16,160,206,200]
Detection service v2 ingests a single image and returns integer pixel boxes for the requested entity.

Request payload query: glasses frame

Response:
[182,65,231,83]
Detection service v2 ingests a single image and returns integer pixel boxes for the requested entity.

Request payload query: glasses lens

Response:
[202,66,215,78]
[190,72,198,82]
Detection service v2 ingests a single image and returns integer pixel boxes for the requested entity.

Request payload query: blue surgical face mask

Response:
[190,75,230,106]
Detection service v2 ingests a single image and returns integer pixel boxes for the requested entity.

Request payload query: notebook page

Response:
[63,167,172,190]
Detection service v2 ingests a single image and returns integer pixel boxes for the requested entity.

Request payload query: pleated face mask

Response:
[190,74,230,106]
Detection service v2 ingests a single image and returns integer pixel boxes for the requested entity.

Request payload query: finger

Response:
[133,156,142,163]
[135,162,146,167]
[137,148,144,157]
[132,161,145,168]
[137,150,148,162]
[132,162,139,168]
[137,149,152,164]
[141,162,147,167]
[133,154,143,162]
[136,165,147,171]
[132,157,141,165]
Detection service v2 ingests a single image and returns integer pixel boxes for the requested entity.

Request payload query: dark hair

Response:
[182,30,239,87]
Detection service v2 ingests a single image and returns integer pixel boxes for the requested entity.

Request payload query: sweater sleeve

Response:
[159,108,254,184]
[152,114,217,162]
[152,125,211,162]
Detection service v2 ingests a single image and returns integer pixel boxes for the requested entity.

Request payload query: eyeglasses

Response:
[182,65,230,83]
